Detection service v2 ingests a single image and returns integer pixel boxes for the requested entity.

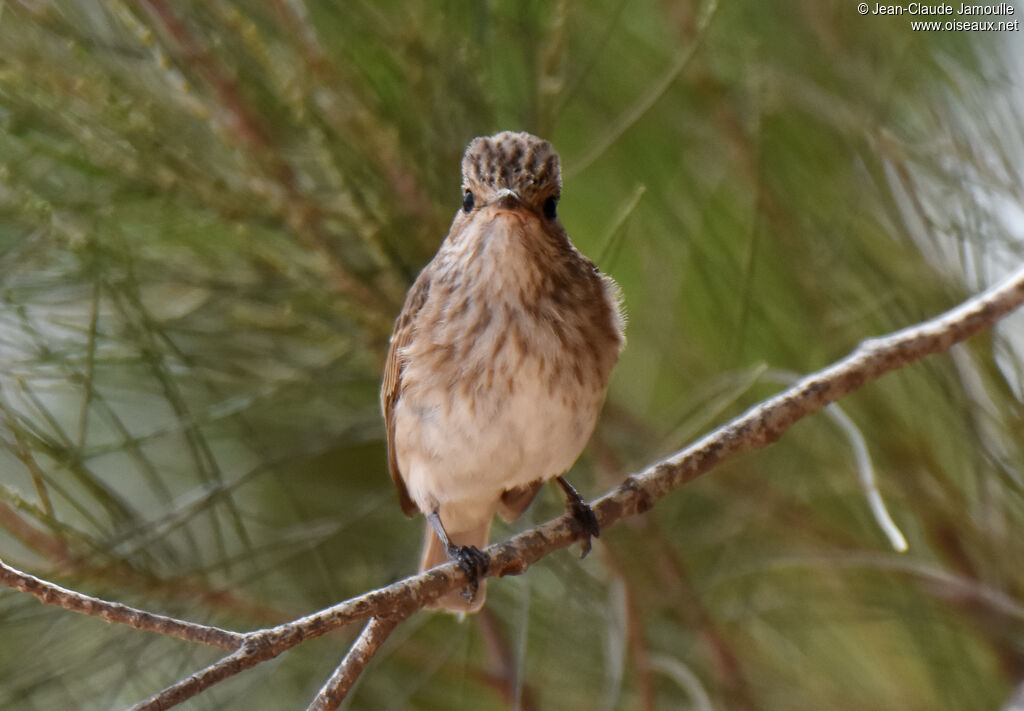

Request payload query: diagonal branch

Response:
[604,267,1024,513]
[127,264,1024,709]
[130,643,268,711]
[306,615,405,711]
[4,266,1024,710]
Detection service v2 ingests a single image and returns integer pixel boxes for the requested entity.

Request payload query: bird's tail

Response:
[420,518,492,614]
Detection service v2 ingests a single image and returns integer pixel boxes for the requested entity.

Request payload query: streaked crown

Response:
[461,131,562,204]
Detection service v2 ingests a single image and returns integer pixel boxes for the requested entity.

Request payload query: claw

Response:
[556,476,600,558]
[568,498,600,558]
[448,544,489,601]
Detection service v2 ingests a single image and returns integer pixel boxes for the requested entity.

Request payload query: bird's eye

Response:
[543,196,558,220]
[463,191,475,213]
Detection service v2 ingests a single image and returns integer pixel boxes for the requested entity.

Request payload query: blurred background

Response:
[1,1,1023,709]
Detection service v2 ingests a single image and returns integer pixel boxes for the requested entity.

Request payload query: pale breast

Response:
[394,254,620,519]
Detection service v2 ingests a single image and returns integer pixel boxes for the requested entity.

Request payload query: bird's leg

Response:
[427,510,489,602]
[555,476,600,558]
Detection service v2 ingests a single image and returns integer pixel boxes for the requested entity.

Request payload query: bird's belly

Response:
[395,358,604,519]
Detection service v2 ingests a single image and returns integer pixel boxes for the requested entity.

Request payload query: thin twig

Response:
[760,369,908,552]
[306,615,403,711]
[5,267,1024,710]
[0,558,244,650]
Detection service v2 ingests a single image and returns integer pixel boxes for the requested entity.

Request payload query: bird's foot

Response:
[567,498,600,558]
[447,544,489,602]
[556,476,600,558]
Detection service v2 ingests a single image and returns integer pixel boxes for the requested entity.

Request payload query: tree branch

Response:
[0,559,244,650]
[306,615,404,711]
[130,642,268,711]
[4,266,1024,710]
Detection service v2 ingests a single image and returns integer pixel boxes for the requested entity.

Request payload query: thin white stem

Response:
[761,369,908,552]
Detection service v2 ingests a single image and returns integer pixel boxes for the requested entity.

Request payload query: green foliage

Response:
[1,1,1022,709]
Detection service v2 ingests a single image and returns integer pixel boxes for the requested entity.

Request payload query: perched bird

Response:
[381,131,624,612]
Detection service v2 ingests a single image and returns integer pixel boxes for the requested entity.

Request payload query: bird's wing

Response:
[381,273,432,516]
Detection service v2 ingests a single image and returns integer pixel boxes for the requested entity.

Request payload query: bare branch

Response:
[307,615,404,711]
[0,558,244,650]
[127,264,1024,709]
[598,266,1024,519]
[130,643,269,711]
[5,266,1024,710]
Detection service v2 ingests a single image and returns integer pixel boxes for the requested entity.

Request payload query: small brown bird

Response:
[381,131,624,612]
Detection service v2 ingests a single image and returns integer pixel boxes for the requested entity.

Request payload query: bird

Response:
[381,131,624,612]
